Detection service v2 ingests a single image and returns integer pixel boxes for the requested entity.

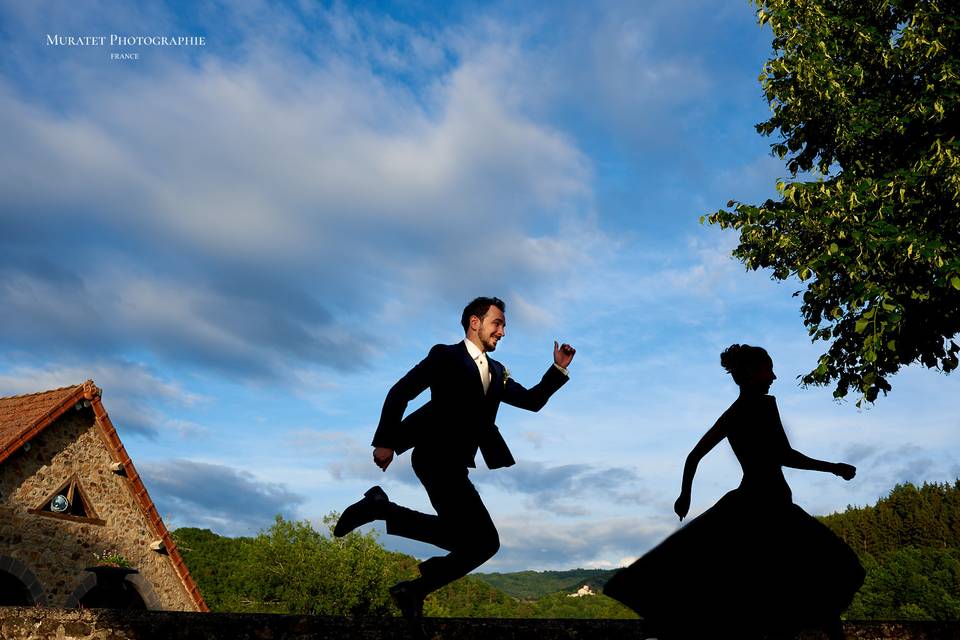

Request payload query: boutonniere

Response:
[503,367,510,388]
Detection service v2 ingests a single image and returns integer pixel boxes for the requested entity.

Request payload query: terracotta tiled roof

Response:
[0,380,208,612]
[0,384,87,464]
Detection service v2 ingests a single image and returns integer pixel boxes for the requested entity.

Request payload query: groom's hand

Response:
[373,447,394,471]
[554,341,576,369]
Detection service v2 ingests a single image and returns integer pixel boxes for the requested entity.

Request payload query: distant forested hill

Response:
[472,569,616,599]
[819,480,960,620]
[821,480,960,555]
[425,574,635,618]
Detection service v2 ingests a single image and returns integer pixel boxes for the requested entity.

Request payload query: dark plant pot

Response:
[82,566,143,609]
[85,565,137,583]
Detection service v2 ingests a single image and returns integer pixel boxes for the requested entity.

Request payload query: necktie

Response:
[477,354,490,394]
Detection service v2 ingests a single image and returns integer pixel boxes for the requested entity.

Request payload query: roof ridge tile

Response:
[0,384,83,402]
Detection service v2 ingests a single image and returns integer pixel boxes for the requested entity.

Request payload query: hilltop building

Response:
[0,381,206,611]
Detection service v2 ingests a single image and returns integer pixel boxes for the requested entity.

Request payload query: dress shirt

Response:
[464,338,491,393]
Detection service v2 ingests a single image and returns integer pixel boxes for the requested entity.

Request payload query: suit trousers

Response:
[385,447,500,593]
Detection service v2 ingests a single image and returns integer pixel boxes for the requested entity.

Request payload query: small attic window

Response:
[29,474,105,526]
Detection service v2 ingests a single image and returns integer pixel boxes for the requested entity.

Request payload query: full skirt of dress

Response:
[603,488,865,637]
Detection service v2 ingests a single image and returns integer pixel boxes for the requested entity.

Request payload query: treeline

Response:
[820,480,960,620]
[823,481,960,555]
[174,516,634,618]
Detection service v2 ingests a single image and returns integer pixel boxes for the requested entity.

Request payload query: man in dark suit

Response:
[333,296,575,618]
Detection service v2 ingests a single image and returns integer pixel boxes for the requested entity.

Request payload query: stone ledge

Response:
[1,608,958,640]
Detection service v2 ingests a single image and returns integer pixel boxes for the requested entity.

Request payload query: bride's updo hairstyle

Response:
[720,344,771,386]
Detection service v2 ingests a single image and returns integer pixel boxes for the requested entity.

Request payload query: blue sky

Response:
[1,1,958,572]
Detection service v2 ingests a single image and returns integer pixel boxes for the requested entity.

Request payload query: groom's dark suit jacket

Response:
[371,342,568,469]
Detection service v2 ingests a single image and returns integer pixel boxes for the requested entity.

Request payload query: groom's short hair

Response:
[461,297,506,332]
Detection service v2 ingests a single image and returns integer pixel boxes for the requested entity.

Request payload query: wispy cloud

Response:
[139,459,304,536]
[489,514,677,571]
[0,361,201,437]
[476,460,654,515]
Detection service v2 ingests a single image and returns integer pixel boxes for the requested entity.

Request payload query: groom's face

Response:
[476,306,506,352]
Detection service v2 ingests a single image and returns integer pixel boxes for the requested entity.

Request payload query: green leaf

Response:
[951,276,960,290]
[855,319,870,333]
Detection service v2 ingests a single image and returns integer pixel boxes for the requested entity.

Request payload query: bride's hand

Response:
[674,492,691,520]
[833,462,856,481]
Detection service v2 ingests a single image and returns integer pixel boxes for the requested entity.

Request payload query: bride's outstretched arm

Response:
[769,397,855,480]
[783,449,856,480]
[675,416,729,519]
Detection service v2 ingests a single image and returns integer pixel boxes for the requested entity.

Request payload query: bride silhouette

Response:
[604,344,865,639]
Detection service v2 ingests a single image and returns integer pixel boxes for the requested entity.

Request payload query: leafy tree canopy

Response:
[176,515,416,616]
[707,0,960,404]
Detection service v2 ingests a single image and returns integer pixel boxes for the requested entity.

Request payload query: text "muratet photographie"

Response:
[46,34,206,47]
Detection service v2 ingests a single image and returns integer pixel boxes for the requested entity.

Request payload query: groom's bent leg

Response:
[384,505,447,548]
[413,462,500,593]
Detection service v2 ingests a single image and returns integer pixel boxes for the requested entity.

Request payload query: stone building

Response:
[0,381,207,611]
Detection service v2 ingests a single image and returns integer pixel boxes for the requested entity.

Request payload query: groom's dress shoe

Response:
[333,486,390,537]
[389,580,425,619]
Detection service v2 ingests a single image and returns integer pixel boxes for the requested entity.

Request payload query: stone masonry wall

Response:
[0,406,195,610]
[0,608,959,640]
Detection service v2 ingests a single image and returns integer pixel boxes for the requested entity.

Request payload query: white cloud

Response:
[487,514,677,571]
[139,458,304,536]
[0,360,201,437]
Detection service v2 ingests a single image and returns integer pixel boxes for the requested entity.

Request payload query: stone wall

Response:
[0,608,959,640]
[0,407,195,610]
